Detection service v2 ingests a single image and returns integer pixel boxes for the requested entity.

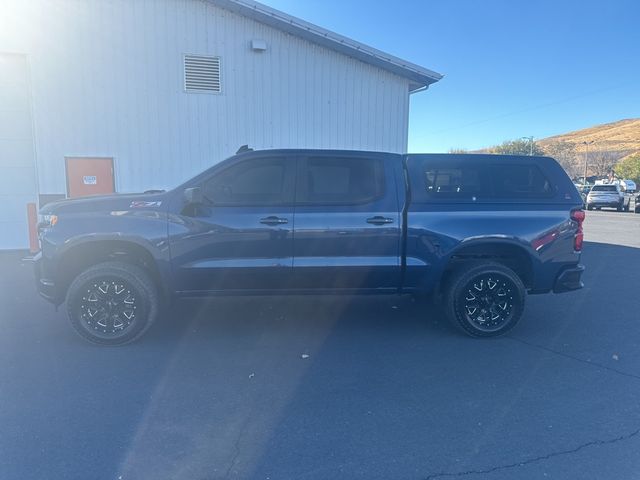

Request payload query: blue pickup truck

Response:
[35,150,585,344]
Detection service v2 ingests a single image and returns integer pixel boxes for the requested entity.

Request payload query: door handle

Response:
[260,216,288,226]
[366,216,394,225]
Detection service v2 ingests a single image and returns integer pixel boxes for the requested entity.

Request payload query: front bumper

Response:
[553,264,585,293]
[33,251,59,303]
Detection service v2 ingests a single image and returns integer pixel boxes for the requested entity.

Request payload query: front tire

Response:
[445,262,525,337]
[66,262,159,345]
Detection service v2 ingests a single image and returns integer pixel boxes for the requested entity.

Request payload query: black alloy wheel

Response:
[66,262,159,345]
[460,274,516,333]
[77,278,143,339]
[445,262,525,337]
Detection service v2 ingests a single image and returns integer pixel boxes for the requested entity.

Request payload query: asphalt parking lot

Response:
[2,210,640,480]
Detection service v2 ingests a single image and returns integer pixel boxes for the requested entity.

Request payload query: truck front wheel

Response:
[66,261,159,345]
[444,262,525,337]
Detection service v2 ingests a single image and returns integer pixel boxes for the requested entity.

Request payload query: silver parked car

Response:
[586,184,629,211]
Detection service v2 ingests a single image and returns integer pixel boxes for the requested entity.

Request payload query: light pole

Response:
[582,141,594,186]
[521,136,534,155]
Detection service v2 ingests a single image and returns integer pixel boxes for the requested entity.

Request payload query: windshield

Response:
[591,185,618,192]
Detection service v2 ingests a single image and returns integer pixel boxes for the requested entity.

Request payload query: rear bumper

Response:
[553,264,585,293]
[587,199,622,207]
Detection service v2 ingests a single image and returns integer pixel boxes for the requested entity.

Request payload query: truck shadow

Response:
[149,241,638,344]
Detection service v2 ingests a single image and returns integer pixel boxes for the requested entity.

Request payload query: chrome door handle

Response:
[260,216,288,225]
[366,216,394,225]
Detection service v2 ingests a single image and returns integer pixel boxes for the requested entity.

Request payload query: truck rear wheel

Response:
[445,262,525,337]
[66,261,159,345]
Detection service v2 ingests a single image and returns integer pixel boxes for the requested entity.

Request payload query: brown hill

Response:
[538,118,640,159]
[477,119,640,178]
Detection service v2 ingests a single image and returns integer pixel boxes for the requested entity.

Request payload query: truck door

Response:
[168,154,296,292]
[292,153,401,291]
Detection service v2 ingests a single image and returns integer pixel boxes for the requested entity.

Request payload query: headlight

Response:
[38,213,58,228]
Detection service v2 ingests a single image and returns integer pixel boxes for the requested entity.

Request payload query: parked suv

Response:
[586,184,629,211]
[35,151,585,344]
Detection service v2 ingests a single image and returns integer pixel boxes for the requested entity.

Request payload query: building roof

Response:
[208,0,443,92]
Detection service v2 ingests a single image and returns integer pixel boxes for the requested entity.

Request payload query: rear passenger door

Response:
[292,154,401,291]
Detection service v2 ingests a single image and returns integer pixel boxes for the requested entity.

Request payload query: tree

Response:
[614,153,640,183]
[542,141,579,178]
[490,138,545,156]
[589,149,619,177]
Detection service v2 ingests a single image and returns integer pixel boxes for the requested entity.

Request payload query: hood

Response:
[40,191,169,215]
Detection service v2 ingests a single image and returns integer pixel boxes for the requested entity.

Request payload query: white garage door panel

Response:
[0,55,29,84]
[0,140,34,167]
[0,222,32,250]
[0,167,36,195]
[0,194,34,222]
[0,193,34,250]
[0,53,36,250]
[0,85,29,111]
[0,108,33,141]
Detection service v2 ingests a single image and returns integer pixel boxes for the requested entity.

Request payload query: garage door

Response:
[0,54,37,249]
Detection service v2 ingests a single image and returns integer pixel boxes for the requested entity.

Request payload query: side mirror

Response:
[184,187,203,205]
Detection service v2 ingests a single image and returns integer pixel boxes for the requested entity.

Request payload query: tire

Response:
[66,261,159,345]
[617,205,622,212]
[587,204,593,211]
[444,262,525,338]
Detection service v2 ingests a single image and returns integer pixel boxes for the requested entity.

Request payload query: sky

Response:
[261,0,640,152]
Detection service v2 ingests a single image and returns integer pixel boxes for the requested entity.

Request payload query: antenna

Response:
[236,145,253,154]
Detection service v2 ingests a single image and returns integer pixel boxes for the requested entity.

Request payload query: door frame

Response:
[64,156,115,198]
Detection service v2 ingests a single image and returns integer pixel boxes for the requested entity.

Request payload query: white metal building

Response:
[0,0,442,249]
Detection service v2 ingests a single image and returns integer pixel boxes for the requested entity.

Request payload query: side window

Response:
[408,159,555,202]
[490,164,553,198]
[424,167,483,197]
[301,157,385,205]
[203,157,292,205]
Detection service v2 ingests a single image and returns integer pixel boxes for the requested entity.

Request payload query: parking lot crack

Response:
[507,336,640,382]
[223,414,253,480]
[423,426,640,479]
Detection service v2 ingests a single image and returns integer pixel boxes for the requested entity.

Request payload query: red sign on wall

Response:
[65,157,115,198]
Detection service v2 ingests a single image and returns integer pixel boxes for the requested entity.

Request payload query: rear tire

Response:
[66,261,159,345]
[444,262,525,337]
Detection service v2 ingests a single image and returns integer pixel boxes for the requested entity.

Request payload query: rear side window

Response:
[424,168,486,198]
[300,157,385,205]
[591,185,617,192]
[491,164,553,198]
[409,159,556,202]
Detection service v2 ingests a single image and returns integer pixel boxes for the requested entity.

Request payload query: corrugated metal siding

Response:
[2,0,411,195]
